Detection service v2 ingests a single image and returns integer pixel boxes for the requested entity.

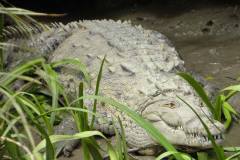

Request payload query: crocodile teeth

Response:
[186,133,223,145]
[213,134,222,140]
[177,125,183,130]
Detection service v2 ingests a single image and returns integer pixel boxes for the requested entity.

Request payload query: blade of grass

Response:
[222,107,232,129]
[85,142,103,160]
[118,116,128,160]
[34,131,106,153]
[197,152,208,160]
[225,147,240,160]
[0,58,44,86]
[226,151,240,160]
[225,90,238,101]
[32,120,55,160]
[51,58,90,83]
[1,117,20,136]
[37,107,103,158]
[17,92,53,133]
[0,91,40,117]
[0,72,41,86]
[0,115,20,138]
[156,151,193,160]
[77,82,87,131]
[0,13,3,71]
[73,82,102,160]
[112,118,123,160]
[0,86,35,149]
[0,3,41,39]
[156,151,179,160]
[214,95,224,121]
[77,82,91,160]
[0,2,64,41]
[223,84,240,92]
[224,147,240,152]
[0,7,64,16]
[178,72,216,118]
[223,102,238,115]
[2,136,29,160]
[90,56,105,128]
[108,145,119,160]
[39,63,62,128]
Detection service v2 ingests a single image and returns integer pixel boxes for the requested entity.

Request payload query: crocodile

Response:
[4,20,225,156]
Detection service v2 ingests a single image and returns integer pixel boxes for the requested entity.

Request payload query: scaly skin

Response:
[5,20,225,156]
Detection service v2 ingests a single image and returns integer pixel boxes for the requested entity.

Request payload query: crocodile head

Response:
[141,89,225,149]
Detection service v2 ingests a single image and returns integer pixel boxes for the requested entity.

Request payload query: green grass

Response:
[0,13,3,71]
[0,57,181,160]
[178,72,239,129]
[1,57,240,160]
[178,72,240,160]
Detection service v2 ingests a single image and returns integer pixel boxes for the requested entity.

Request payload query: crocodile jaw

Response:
[151,119,224,148]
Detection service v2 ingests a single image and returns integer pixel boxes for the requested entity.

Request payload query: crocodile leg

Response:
[54,116,79,157]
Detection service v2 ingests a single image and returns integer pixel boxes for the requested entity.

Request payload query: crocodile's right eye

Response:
[163,101,176,109]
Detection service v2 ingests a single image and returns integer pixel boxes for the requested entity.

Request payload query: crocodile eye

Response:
[163,102,176,109]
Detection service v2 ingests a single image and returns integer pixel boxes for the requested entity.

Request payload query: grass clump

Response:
[2,57,239,160]
[178,72,239,129]
[0,56,183,160]
[178,72,240,160]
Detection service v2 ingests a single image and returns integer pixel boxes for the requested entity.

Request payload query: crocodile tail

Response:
[4,21,86,69]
